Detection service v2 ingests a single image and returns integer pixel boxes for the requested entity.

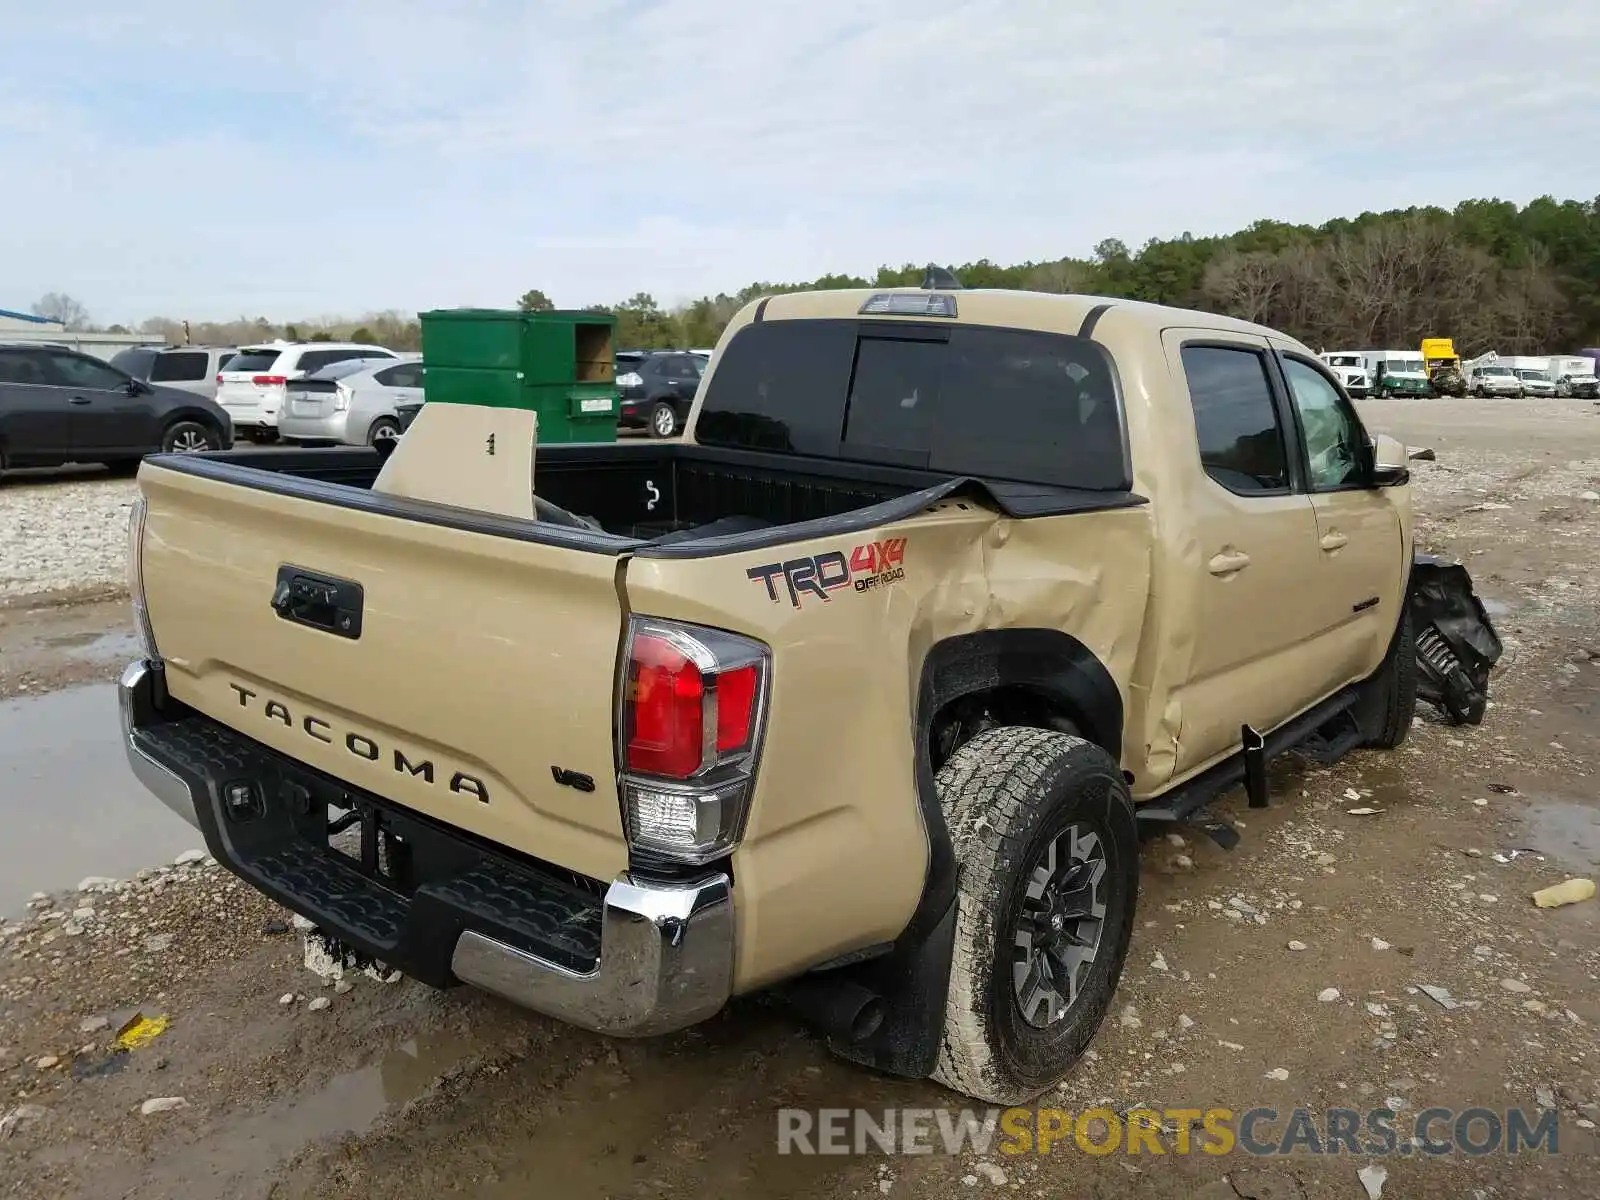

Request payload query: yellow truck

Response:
[1420,337,1466,397]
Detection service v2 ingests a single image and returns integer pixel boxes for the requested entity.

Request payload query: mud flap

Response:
[1408,554,1503,725]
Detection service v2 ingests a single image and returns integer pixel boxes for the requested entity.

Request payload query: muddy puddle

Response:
[0,683,199,914]
[1514,794,1600,871]
[133,1028,484,1198]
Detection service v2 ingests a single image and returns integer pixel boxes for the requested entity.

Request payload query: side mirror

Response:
[1369,432,1409,486]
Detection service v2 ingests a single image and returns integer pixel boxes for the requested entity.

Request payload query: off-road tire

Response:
[648,402,679,438]
[1361,603,1417,749]
[931,727,1138,1104]
[161,420,221,454]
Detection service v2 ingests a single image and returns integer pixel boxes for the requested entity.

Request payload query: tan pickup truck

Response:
[119,285,1500,1103]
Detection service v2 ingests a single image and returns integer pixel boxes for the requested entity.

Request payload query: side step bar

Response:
[1136,687,1361,830]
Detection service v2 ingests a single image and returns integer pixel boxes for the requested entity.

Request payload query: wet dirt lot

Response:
[2,398,1599,1199]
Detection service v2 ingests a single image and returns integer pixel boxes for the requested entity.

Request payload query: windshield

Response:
[1515,370,1549,381]
[1386,360,1423,373]
[1481,366,1513,377]
[1326,355,1362,367]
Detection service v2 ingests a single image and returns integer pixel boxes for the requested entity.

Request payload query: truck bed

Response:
[156,441,1141,558]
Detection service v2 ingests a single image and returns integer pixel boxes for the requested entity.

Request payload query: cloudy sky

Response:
[2,0,1595,325]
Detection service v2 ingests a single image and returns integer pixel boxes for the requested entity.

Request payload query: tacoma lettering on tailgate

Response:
[227,683,490,803]
[746,538,906,608]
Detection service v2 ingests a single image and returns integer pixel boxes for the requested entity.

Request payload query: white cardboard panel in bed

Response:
[371,402,537,520]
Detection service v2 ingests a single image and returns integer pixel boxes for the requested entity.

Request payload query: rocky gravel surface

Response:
[0,473,137,607]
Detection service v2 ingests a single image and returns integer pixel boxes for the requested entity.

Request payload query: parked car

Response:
[615,350,704,437]
[1467,365,1523,398]
[216,342,401,441]
[277,356,424,447]
[0,343,231,472]
[1554,370,1600,399]
[110,345,239,401]
[1513,369,1556,398]
[120,285,1502,1105]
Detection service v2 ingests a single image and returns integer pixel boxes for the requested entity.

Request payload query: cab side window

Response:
[1281,357,1369,490]
[1180,345,1289,494]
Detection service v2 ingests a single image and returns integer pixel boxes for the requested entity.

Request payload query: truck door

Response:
[1273,349,1405,687]
[1161,331,1327,775]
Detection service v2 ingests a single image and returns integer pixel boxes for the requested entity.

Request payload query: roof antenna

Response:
[921,264,962,290]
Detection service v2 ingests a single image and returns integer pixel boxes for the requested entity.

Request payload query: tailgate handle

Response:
[271,565,364,640]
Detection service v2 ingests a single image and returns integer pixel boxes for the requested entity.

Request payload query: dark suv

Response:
[616,350,705,437]
[0,344,233,474]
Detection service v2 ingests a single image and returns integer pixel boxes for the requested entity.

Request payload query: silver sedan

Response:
[278,356,423,446]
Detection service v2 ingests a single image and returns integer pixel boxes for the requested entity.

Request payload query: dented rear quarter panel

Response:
[625,498,1152,993]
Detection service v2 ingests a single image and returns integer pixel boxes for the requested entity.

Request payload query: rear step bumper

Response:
[117,659,734,1037]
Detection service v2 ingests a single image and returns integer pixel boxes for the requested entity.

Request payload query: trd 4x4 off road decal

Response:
[747,538,907,608]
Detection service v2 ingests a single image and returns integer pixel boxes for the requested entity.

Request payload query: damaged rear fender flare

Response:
[918,629,1124,763]
[899,628,1124,952]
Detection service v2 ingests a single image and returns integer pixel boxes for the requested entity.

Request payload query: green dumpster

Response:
[418,308,619,443]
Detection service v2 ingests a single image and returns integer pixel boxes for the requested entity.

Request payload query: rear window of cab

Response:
[695,318,1129,490]
[223,350,282,373]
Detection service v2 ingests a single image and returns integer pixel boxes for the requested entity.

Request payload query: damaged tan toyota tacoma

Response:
[118,282,1501,1104]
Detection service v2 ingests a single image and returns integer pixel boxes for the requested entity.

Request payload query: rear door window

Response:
[1179,345,1289,494]
[376,363,422,388]
[149,350,209,383]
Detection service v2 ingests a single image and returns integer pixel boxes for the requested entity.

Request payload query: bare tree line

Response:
[1200,219,1571,354]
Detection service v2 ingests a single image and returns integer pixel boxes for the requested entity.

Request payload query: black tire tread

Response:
[931,726,1135,1104]
[1366,603,1417,749]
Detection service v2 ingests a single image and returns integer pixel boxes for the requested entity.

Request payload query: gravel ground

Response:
[1,397,1598,1199]
[0,472,137,607]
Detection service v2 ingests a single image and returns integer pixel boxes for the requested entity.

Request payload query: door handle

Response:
[1207,549,1252,576]
[68,396,92,405]
[1320,531,1349,552]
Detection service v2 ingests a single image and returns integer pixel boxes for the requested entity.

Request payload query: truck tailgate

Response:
[137,463,630,883]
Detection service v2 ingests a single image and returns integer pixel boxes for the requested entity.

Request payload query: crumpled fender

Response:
[1408,553,1503,725]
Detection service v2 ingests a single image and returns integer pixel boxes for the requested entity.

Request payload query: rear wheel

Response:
[932,727,1138,1104]
[649,402,679,439]
[367,417,401,447]
[162,420,220,454]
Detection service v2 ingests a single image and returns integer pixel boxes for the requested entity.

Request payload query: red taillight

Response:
[626,632,705,778]
[623,627,765,780]
[715,664,759,752]
[215,374,223,384]
[619,619,769,864]
[252,374,287,386]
